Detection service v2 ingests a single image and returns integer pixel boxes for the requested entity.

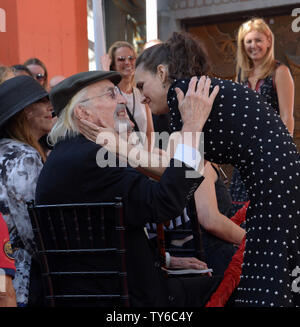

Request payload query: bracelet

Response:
[165,251,171,268]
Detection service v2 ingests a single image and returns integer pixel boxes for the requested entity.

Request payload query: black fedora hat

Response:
[0,75,48,128]
[50,70,122,115]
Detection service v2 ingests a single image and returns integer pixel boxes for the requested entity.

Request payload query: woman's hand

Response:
[77,118,102,143]
[77,118,121,149]
[176,76,219,133]
[77,118,138,162]
[169,256,211,276]
[100,54,112,71]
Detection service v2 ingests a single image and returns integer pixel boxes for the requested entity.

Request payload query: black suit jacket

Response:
[35,135,205,306]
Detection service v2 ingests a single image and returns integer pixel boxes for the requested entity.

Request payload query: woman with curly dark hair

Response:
[134,31,300,307]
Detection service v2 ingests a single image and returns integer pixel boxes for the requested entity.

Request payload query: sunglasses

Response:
[116,56,136,62]
[34,73,46,81]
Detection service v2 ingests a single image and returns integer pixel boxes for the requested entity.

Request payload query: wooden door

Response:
[187,14,300,152]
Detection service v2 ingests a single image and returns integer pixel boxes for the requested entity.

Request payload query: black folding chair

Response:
[148,199,205,267]
[27,199,129,307]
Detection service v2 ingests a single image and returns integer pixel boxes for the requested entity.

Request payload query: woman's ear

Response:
[157,64,168,84]
[23,106,34,120]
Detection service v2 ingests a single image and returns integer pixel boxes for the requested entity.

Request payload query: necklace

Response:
[249,75,261,90]
[250,68,262,88]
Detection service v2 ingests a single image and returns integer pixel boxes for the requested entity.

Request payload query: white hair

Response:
[48,87,88,145]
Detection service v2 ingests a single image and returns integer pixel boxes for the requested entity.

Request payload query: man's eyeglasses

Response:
[116,56,136,62]
[79,86,119,104]
[33,73,46,81]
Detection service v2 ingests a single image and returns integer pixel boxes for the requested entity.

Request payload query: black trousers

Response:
[166,275,222,307]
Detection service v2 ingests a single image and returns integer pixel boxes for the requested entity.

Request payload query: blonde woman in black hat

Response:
[0,75,54,306]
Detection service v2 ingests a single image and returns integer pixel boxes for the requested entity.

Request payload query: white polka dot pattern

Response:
[167,78,300,307]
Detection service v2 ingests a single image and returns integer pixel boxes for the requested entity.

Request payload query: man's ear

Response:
[156,64,168,84]
[74,104,89,120]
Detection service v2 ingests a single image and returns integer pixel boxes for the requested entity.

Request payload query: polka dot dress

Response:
[167,78,300,307]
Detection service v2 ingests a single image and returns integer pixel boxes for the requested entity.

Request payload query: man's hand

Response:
[169,256,211,276]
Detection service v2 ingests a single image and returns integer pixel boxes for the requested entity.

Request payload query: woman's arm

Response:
[76,118,169,178]
[275,64,295,136]
[78,118,205,181]
[0,275,17,307]
[194,164,245,245]
[6,151,43,255]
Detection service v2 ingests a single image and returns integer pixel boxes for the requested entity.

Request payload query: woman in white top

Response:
[101,41,154,148]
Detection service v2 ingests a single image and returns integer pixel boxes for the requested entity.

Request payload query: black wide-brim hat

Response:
[50,70,122,116]
[0,75,48,128]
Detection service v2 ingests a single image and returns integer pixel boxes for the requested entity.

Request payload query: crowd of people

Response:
[0,17,299,307]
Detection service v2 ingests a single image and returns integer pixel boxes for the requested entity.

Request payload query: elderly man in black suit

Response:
[35,71,221,307]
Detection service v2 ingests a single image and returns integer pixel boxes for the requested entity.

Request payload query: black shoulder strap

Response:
[125,105,140,133]
[237,68,242,83]
[117,86,140,133]
[211,163,220,178]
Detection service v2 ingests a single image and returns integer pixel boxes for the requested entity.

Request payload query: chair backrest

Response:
[27,199,129,307]
[148,199,205,266]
